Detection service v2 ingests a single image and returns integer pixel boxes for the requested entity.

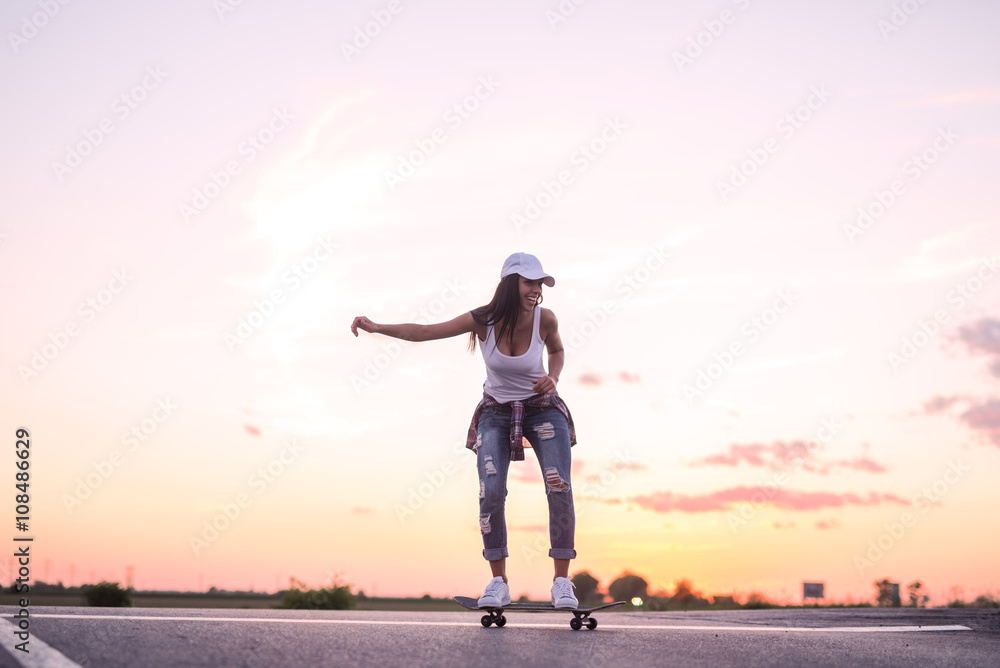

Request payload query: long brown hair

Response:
[467,274,540,354]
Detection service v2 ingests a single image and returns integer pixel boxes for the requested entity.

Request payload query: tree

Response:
[874,578,899,607]
[670,579,710,609]
[907,581,925,608]
[571,571,602,605]
[608,573,648,603]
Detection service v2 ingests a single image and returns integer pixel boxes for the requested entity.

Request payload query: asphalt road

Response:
[2,606,998,668]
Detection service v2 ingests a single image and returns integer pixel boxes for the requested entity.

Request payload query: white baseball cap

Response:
[500,252,555,287]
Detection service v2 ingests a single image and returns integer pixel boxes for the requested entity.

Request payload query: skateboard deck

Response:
[453,596,626,630]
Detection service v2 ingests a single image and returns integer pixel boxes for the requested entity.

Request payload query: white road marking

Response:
[30,614,972,633]
[0,617,85,668]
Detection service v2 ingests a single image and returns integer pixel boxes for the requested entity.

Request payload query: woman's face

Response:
[518,275,544,311]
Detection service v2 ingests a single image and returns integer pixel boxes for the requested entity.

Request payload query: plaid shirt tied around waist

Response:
[466,391,577,461]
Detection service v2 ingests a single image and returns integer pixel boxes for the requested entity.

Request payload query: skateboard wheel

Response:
[481,615,492,627]
[586,618,597,630]
[495,615,507,627]
[570,617,583,631]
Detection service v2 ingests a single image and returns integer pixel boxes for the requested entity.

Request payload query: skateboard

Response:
[453,596,626,630]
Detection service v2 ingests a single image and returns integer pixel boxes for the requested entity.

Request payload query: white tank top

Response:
[481,306,546,402]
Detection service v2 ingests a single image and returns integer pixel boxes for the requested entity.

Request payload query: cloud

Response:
[960,399,1000,446]
[619,371,641,383]
[583,460,648,482]
[691,441,887,474]
[923,395,963,414]
[627,487,909,513]
[815,519,842,530]
[577,371,641,386]
[958,318,1000,356]
[772,521,796,531]
[351,506,373,514]
[244,424,261,436]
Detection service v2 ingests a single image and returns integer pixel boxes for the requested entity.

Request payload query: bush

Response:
[279,578,356,610]
[82,581,132,607]
[743,592,773,609]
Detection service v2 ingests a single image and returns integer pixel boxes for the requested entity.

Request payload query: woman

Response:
[350,252,579,609]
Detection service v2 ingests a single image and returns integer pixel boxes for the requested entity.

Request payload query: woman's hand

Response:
[351,316,380,337]
[531,374,558,395]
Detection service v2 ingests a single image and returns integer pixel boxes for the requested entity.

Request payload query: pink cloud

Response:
[960,399,1000,446]
[815,519,842,530]
[627,487,909,513]
[244,424,261,436]
[692,441,887,474]
[583,460,648,481]
[619,371,641,383]
[772,521,796,531]
[578,373,602,386]
[924,395,963,414]
[958,318,1000,356]
[351,506,373,514]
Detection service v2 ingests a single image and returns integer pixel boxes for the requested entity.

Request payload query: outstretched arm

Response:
[351,312,478,342]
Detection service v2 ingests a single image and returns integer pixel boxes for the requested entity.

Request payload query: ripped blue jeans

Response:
[475,404,576,561]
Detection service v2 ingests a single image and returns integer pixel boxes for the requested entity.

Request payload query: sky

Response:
[1,0,998,604]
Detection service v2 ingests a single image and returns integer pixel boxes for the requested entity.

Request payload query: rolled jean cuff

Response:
[548,548,577,559]
[483,547,509,561]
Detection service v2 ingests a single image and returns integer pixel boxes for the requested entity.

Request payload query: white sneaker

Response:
[477,576,510,608]
[551,577,578,609]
